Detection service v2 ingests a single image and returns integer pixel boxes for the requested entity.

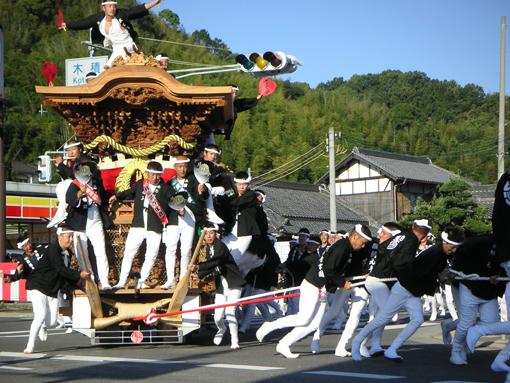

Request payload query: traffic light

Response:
[235,51,300,77]
[37,155,52,183]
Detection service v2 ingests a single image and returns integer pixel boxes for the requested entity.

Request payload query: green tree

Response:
[399,179,491,237]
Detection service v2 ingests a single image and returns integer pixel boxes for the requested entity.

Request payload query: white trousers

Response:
[214,278,242,347]
[312,288,351,341]
[117,228,161,285]
[164,212,195,284]
[336,287,369,350]
[74,219,110,286]
[365,276,392,350]
[26,290,59,351]
[261,279,327,347]
[443,284,458,320]
[222,233,255,276]
[352,281,424,353]
[451,283,500,352]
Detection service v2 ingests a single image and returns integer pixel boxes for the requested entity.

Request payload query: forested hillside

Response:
[1,0,508,184]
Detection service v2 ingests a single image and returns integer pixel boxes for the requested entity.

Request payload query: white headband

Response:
[56,227,74,235]
[354,224,371,241]
[17,238,30,249]
[234,176,252,184]
[145,169,163,174]
[64,142,82,150]
[102,1,117,5]
[174,158,190,165]
[414,219,432,230]
[205,147,221,155]
[204,224,220,232]
[441,231,463,246]
[320,230,329,235]
[378,225,401,236]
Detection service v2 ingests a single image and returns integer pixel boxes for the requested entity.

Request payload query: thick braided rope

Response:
[83,134,195,155]
[115,158,148,192]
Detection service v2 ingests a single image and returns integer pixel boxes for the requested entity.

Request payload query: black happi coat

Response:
[26,242,81,298]
[452,235,506,300]
[306,238,354,293]
[166,174,209,225]
[65,180,113,231]
[284,241,314,286]
[399,243,448,297]
[387,231,420,280]
[493,170,510,263]
[116,179,172,234]
[221,189,261,237]
[66,4,149,45]
[198,240,245,294]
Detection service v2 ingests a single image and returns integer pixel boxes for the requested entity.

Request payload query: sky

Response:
[162,0,509,93]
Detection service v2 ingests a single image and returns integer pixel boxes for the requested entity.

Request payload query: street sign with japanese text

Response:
[65,56,108,86]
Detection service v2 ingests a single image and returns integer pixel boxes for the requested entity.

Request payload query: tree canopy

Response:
[1,0,508,184]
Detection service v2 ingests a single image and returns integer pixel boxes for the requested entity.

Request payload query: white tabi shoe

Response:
[160,281,175,290]
[450,350,468,365]
[335,348,351,358]
[492,360,510,372]
[23,347,33,355]
[360,343,371,358]
[370,347,385,357]
[113,282,126,289]
[440,320,453,345]
[276,343,299,359]
[230,342,240,350]
[466,326,482,353]
[310,339,320,354]
[136,281,150,289]
[38,325,48,342]
[100,283,112,291]
[350,339,362,361]
[256,322,271,343]
[213,329,225,346]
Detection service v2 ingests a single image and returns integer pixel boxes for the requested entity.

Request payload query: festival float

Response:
[35,43,298,344]
[35,52,236,344]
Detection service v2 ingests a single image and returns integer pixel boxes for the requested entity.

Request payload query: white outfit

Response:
[222,223,260,276]
[364,276,393,352]
[74,203,110,288]
[257,279,327,352]
[311,288,350,342]
[25,290,59,352]
[164,208,195,285]
[451,284,500,354]
[351,281,424,359]
[116,183,163,286]
[99,17,136,66]
[214,277,242,348]
[335,287,369,353]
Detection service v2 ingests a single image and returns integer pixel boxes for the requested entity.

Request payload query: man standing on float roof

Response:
[61,0,162,67]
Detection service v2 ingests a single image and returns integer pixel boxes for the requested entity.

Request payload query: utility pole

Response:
[498,16,506,178]
[328,128,337,232]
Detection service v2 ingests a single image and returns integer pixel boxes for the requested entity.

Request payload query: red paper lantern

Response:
[41,62,57,85]
[259,77,277,97]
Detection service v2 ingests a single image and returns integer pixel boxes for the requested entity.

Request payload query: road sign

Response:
[65,56,108,86]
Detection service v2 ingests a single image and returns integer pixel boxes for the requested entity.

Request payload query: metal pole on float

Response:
[498,16,506,178]
[328,127,337,232]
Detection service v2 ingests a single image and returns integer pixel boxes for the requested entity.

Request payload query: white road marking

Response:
[304,371,405,380]
[432,381,488,383]
[0,352,47,359]
[0,365,33,371]
[202,363,284,371]
[52,355,185,364]
[1,352,283,371]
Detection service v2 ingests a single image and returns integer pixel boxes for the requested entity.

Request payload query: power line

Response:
[254,149,326,185]
[252,143,323,180]
[139,36,231,52]
[256,149,326,188]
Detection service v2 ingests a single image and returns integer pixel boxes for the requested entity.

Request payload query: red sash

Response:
[73,179,102,206]
[143,182,169,226]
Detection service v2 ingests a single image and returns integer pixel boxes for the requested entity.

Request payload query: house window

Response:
[339,181,353,195]
[366,179,379,193]
[379,178,392,191]
[353,180,365,194]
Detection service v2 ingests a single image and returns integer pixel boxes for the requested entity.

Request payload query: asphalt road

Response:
[0,310,506,383]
